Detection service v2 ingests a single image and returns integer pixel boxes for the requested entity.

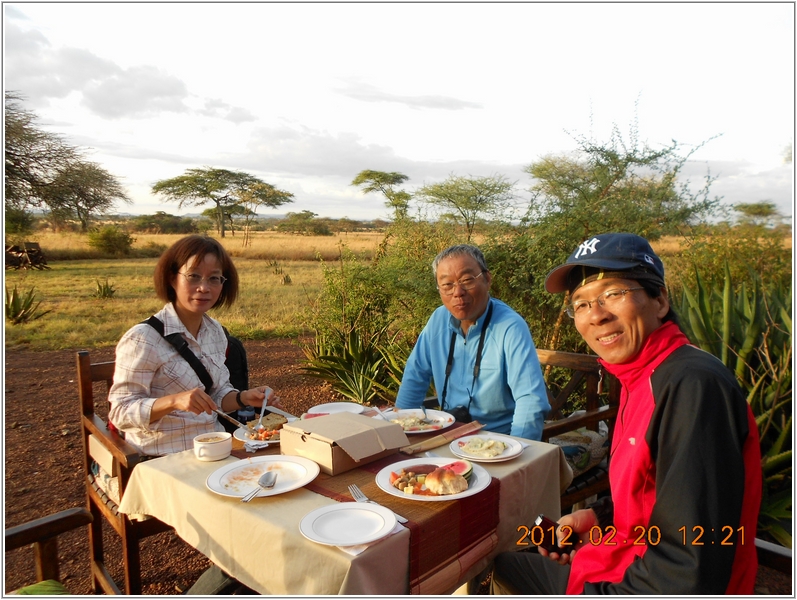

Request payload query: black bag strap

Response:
[440,301,494,411]
[143,316,213,392]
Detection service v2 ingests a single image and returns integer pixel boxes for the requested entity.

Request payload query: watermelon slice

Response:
[444,459,473,481]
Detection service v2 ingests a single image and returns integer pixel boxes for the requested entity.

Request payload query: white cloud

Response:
[3,2,793,222]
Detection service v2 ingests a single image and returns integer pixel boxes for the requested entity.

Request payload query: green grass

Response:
[4,258,326,351]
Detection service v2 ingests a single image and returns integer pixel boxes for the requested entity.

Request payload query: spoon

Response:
[241,471,278,502]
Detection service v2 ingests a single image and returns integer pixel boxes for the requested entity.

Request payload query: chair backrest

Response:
[77,351,115,417]
[537,349,620,442]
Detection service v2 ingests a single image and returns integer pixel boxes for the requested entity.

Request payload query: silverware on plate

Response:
[241,471,278,503]
[348,483,408,524]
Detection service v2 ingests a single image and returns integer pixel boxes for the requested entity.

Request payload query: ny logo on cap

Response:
[574,237,601,259]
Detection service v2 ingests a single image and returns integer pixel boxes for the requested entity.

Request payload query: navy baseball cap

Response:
[545,233,665,293]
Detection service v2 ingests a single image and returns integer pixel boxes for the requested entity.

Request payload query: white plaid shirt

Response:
[108,303,236,456]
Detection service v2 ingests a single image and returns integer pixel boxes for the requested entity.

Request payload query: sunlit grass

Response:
[4,258,327,350]
[26,230,382,262]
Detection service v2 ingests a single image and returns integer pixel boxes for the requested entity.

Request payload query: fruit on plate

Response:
[442,459,473,481]
[389,460,473,495]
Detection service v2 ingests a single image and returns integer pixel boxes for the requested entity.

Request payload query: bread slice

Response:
[425,467,468,495]
[247,413,288,430]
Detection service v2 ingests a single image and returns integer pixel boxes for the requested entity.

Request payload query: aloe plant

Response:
[302,327,388,405]
[680,263,792,547]
[5,285,52,324]
[94,278,116,299]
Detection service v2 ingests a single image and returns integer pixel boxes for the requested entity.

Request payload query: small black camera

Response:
[448,404,472,423]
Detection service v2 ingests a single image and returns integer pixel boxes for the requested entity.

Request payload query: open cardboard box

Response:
[281,412,409,475]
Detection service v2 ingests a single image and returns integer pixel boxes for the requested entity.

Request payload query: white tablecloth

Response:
[118,439,571,595]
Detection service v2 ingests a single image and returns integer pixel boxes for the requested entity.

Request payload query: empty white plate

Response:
[299,502,396,546]
[307,402,364,415]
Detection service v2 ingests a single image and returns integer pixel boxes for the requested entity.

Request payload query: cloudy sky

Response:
[4,2,794,222]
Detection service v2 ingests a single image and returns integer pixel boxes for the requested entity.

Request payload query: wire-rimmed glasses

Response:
[179,272,227,287]
[565,287,644,318]
[437,271,485,296]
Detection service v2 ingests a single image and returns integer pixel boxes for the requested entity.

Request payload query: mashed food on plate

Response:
[460,437,507,458]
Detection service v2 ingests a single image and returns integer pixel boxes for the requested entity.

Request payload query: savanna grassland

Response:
[4,231,383,350]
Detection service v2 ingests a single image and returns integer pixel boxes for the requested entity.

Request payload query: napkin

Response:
[336,522,406,556]
[243,440,271,452]
[400,421,485,454]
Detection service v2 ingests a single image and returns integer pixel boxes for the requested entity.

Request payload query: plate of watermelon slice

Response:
[374,457,491,502]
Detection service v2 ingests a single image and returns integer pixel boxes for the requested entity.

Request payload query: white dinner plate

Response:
[381,408,455,434]
[206,455,320,498]
[449,434,524,462]
[299,502,397,546]
[375,457,491,502]
[307,402,364,415]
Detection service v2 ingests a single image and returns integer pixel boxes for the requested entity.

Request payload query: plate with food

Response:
[206,455,320,498]
[299,502,397,547]
[306,402,365,415]
[382,408,455,434]
[232,413,295,443]
[449,434,524,462]
[375,457,490,502]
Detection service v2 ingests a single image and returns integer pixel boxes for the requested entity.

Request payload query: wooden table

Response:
[118,430,571,595]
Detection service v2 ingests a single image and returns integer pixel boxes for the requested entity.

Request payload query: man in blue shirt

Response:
[395,244,550,440]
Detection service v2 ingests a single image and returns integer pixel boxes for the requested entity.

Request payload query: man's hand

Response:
[538,508,599,565]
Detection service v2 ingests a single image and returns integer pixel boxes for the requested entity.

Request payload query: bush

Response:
[86,226,135,256]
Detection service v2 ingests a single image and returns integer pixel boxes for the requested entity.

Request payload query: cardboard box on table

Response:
[281,412,409,475]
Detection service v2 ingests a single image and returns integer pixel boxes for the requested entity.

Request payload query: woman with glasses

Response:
[108,235,279,456]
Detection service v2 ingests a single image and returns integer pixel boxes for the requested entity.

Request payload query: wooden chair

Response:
[5,507,93,594]
[77,350,172,595]
[537,349,620,512]
[755,537,793,574]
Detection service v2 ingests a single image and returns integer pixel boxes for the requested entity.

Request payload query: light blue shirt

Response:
[396,297,550,440]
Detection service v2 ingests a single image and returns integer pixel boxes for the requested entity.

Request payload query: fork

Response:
[348,484,408,524]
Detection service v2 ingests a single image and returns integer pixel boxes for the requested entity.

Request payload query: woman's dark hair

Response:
[153,235,239,309]
[638,279,680,326]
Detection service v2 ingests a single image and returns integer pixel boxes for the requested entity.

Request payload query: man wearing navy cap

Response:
[490,232,762,594]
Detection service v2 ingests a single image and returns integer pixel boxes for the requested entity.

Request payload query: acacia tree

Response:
[152,167,293,237]
[237,182,295,246]
[416,174,515,241]
[41,161,131,232]
[483,125,722,351]
[351,170,412,220]
[6,92,131,234]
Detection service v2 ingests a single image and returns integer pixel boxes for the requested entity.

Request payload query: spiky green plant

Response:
[302,327,387,405]
[680,263,792,547]
[5,285,52,324]
[94,278,116,299]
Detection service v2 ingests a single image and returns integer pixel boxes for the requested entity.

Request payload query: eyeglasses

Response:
[437,271,485,296]
[179,272,227,288]
[565,287,644,318]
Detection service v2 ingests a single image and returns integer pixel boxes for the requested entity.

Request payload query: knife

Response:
[265,406,298,420]
[214,409,248,429]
